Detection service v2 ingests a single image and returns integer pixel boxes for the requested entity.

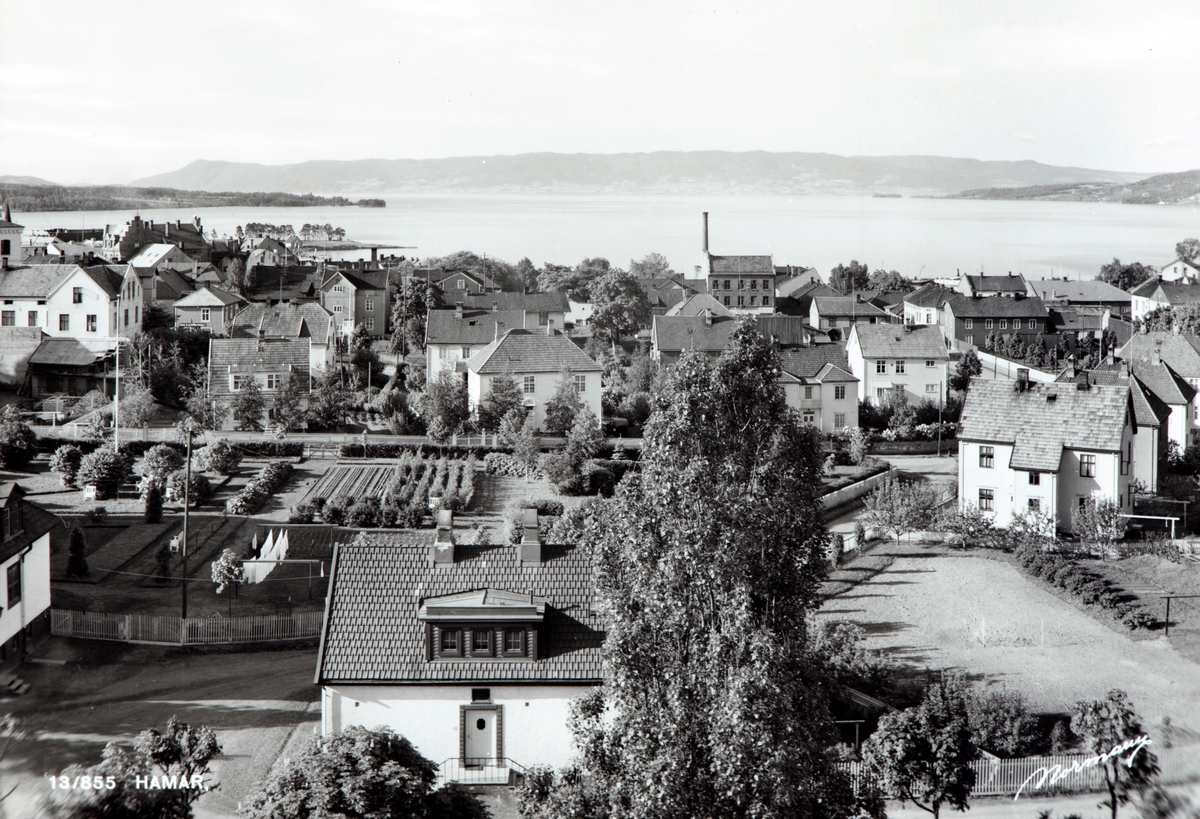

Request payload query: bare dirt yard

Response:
[817,543,1200,754]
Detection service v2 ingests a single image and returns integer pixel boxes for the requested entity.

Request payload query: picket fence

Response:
[51,609,323,645]
[841,744,1196,799]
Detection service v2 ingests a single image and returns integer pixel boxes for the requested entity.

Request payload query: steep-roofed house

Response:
[426,307,528,375]
[809,297,893,339]
[958,272,1030,298]
[1158,258,1200,284]
[777,347,859,430]
[1027,279,1132,318]
[0,203,25,268]
[208,338,313,430]
[664,293,732,318]
[958,378,1134,532]
[102,215,210,262]
[774,266,823,298]
[846,324,949,405]
[45,264,123,338]
[173,286,248,336]
[1129,278,1200,322]
[437,268,500,296]
[459,292,570,332]
[1118,331,1200,446]
[943,295,1049,350]
[320,269,390,338]
[126,243,196,275]
[465,330,602,431]
[903,283,956,327]
[228,302,337,372]
[0,483,59,670]
[649,313,738,364]
[315,531,603,783]
[774,281,839,321]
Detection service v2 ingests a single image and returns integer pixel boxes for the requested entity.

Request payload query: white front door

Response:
[464,709,496,764]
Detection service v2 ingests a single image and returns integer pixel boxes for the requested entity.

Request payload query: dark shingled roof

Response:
[707,254,774,275]
[904,283,955,309]
[850,324,949,359]
[316,540,603,684]
[1055,367,1170,428]
[230,302,334,340]
[0,264,74,298]
[946,295,1048,318]
[776,345,853,380]
[28,338,115,367]
[811,297,890,319]
[967,274,1028,293]
[209,339,312,402]
[1118,331,1200,377]
[335,269,390,291]
[1129,278,1200,304]
[0,486,65,565]
[959,379,1131,460]
[651,314,738,353]
[426,309,527,346]
[467,329,602,375]
[459,292,570,313]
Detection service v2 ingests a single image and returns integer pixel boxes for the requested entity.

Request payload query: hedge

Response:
[1014,544,1156,630]
[237,441,303,457]
[37,437,102,455]
[225,460,295,516]
[338,441,642,462]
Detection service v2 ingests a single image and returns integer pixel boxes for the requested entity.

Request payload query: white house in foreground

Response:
[315,529,601,782]
[957,377,1134,533]
[465,329,602,432]
[0,483,58,670]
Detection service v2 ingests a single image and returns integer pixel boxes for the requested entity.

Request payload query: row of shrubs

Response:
[340,442,641,462]
[225,461,294,516]
[235,441,304,458]
[482,453,635,497]
[291,494,422,529]
[1014,543,1157,630]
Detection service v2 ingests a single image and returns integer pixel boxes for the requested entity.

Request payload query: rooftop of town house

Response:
[849,324,949,359]
[466,328,602,375]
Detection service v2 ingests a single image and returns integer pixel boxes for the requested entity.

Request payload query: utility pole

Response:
[113,342,120,453]
[181,420,193,619]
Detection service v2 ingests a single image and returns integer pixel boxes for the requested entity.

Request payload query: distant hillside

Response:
[0,175,60,187]
[0,183,386,212]
[950,169,1200,205]
[129,152,1152,197]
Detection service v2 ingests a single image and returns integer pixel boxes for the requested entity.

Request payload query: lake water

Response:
[14,194,1200,282]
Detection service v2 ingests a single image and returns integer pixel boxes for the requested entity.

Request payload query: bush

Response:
[143,483,163,523]
[141,444,184,488]
[84,505,107,523]
[539,452,585,494]
[0,415,39,469]
[165,470,213,506]
[66,527,89,577]
[236,441,303,457]
[584,463,616,497]
[289,502,316,524]
[76,448,131,500]
[36,436,101,455]
[197,439,242,475]
[1121,609,1157,630]
[50,444,83,487]
[483,451,538,478]
[346,498,382,528]
[118,440,186,458]
[225,460,294,516]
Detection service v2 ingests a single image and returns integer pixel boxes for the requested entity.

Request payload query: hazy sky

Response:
[2,0,1198,184]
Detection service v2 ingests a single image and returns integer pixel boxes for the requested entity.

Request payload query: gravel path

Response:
[817,547,1200,747]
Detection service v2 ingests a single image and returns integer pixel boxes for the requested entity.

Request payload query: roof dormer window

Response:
[420,589,544,662]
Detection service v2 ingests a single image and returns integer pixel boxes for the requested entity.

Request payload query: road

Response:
[0,638,319,819]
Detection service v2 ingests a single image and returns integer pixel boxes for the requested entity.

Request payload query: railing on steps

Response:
[436,758,528,787]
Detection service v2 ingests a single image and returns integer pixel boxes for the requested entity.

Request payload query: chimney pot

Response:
[518,508,543,565]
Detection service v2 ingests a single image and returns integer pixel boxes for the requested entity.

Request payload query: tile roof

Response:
[0,264,77,298]
[651,314,738,353]
[209,339,312,401]
[904,283,955,309]
[813,362,858,383]
[1118,331,1200,377]
[127,243,188,268]
[756,315,814,346]
[1009,439,1064,472]
[1027,279,1131,303]
[173,285,245,308]
[1090,360,1196,406]
[776,345,853,379]
[811,297,890,318]
[335,269,390,291]
[1129,278,1200,304]
[426,309,527,345]
[230,302,334,341]
[849,324,949,359]
[959,379,1131,458]
[316,540,603,684]
[644,288,687,311]
[459,292,570,313]
[1054,367,1170,428]
[664,293,732,317]
[28,338,116,367]
[77,264,125,299]
[946,295,1048,318]
[707,254,775,275]
[0,488,67,566]
[467,329,602,375]
[967,274,1028,293]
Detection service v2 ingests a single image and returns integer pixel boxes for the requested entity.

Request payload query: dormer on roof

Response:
[419,589,547,623]
[418,588,545,661]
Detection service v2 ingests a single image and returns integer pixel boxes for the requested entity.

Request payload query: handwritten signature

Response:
[1013,735,1152,800]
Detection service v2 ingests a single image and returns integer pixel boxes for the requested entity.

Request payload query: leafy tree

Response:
[66,527,89,577]
[564,406,602,464]
[628,252,674,279]
[538,257,611,302]
[211,549,244,595]
[419,368,470,442]
[862,478,941,545]
[967,686,1039,758]
[423,250,521,292]
[848,427,870,464]
[389,274,442,357]
[1098,258,1156,292]
[197,439,242,475]
[140,444,184,490]
[51,716,220,819]
[50,444,83,487]
[830,260,870,293]
[939,502,993,550]
[862,674,977,819]
[226,257,249,297]
[183,361,227,431]
[348,324,382,389]
[274,369,305,431]
[231,377,265,432]
[476,374,524,433]
[77,448,131,500]
[542,372,584,436]
[239,726,487,819]
[868,269,914,291]
[515,256,539,292]
[589,270,652,342]
[306,368,354,430]
[1175,238,1200,263]
[1070,690,1159,819]
[0,408,38,469]
[1138,303,1200,335]
[143,482,163,524]
[1073,497,1126,556]
[526,318,868,819]
[497,405,530,445]
[948,349,983,393]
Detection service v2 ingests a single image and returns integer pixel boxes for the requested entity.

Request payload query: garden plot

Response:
[304,465,398,502]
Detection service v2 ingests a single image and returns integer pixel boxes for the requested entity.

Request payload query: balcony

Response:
[436,757,528,787]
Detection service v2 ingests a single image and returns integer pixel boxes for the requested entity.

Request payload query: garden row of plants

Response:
[225,461,294,516]
[1013,542,1157,630]
[338,441,641,462]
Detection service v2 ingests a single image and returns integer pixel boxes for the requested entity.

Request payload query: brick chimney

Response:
[518,508,542,565]
[1152,345,1162,366]
[455,302,464,320]
[432,509,455,566]
[702,212,709,253]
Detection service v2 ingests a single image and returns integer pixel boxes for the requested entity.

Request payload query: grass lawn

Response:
[816,542,1200,751]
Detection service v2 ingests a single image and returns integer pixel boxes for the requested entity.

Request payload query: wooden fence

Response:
[51,609,323,645]
[841,744,1196,798]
